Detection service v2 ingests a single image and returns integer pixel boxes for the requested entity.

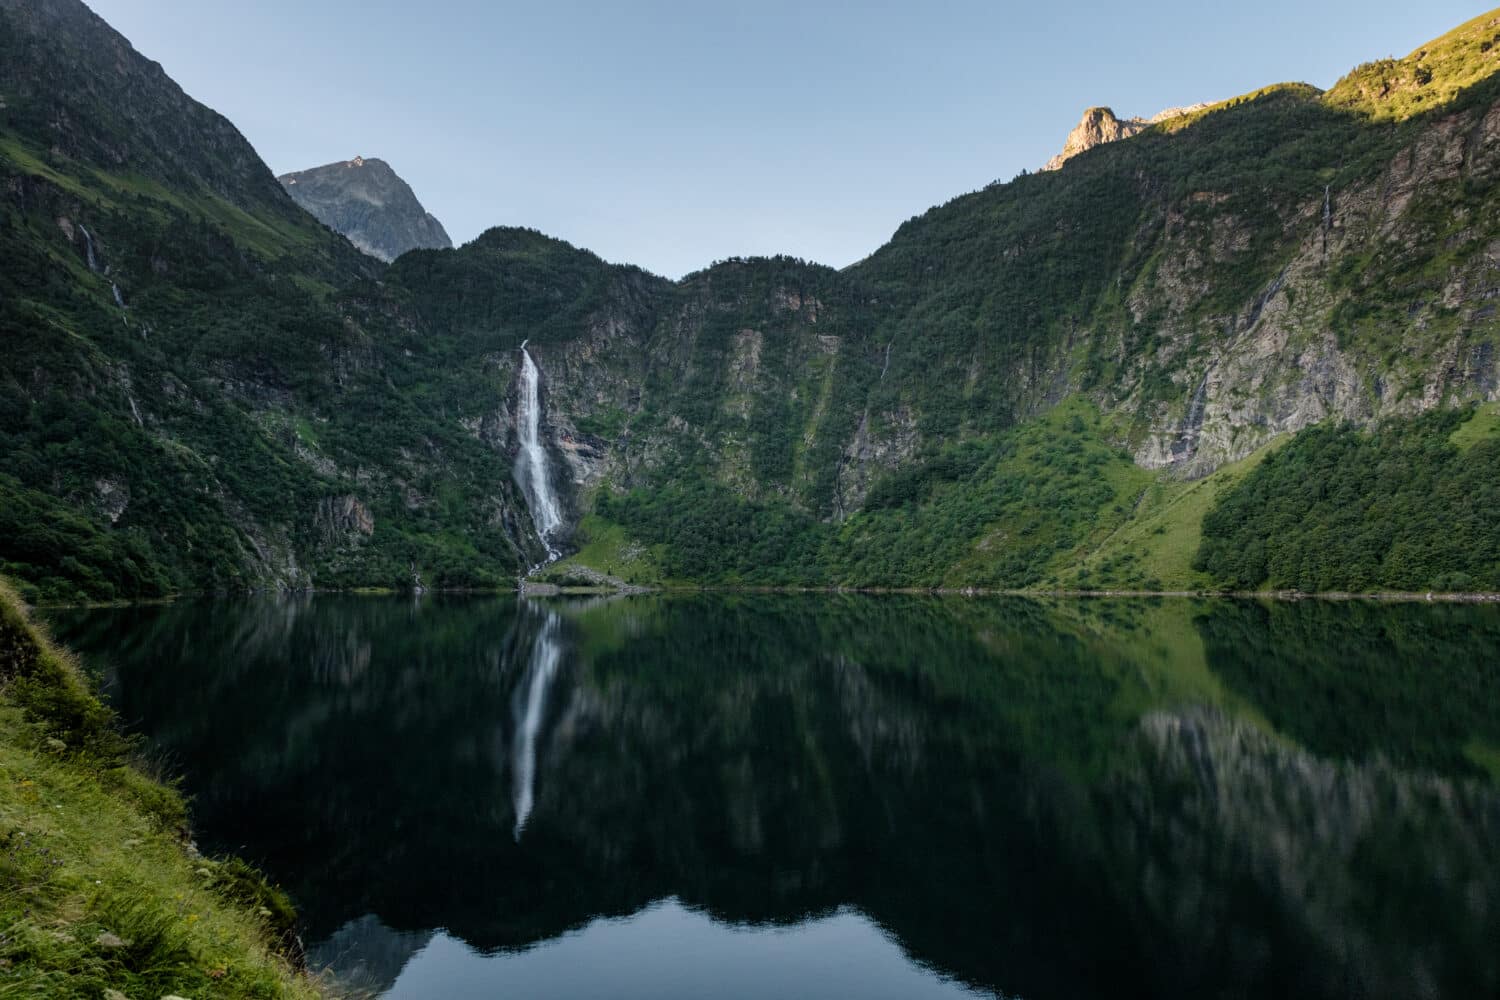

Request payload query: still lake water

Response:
[49,595,1500,999]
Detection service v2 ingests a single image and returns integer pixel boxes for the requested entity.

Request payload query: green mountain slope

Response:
[2,0,1500,597]
[1326,9,1500,120]
[0,0,553,600]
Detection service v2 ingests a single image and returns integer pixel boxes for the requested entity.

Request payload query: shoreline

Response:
[0,580,325,999]
[35,584,1500,609]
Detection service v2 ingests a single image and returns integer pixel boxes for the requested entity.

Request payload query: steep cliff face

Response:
[1117,89,1500,475]
[491,54,1500,589]
[851,74,1500,484]
[279,156,452,262]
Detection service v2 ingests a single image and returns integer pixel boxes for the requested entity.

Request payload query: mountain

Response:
[279,156,452,262]
[2,0,1500,600]
[0,0,313,221]
[1042,104,1211,171]
[0,0,537,599]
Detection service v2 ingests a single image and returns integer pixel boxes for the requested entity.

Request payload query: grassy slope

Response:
[1450,401,1500,452]
[1061,437,1288,591]
[541,515,668,588]
[0,580,329,999]
[1325,8,1500,121]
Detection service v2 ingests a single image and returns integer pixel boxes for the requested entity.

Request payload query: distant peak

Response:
[278,155,452,262]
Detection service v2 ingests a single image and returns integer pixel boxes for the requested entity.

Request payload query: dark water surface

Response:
[49,595,1500,999]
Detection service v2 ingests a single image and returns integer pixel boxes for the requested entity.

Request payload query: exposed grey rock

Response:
[314,494,375,546]
[279,156,452,262]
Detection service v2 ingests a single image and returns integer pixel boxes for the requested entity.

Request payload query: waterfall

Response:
[511,610,562,839]
[1322,184,1332,256]
[111,283,126,309]
[78,224,99,273]
[515,340,562,561]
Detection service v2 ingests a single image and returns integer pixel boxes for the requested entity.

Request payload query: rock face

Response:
[279,156,452,262]
[1043,104,1210,171]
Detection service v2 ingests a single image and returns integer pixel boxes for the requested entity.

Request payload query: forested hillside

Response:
[0,0,550,599]
[2,0,1499,598]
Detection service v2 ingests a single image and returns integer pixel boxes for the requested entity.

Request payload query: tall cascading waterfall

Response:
[515,340,563,564]
[510,609,563,839]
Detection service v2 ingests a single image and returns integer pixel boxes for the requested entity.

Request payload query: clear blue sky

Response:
[88,0,1479,277]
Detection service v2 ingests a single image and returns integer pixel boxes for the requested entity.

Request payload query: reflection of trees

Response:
[49,595,1500,1000]
[1195,600,1500,776]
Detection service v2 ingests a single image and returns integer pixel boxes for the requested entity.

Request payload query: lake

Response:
[49,594,1500,999]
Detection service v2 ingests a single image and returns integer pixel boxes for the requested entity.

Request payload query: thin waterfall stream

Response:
[78,224,99,273]
[515,340,563,568]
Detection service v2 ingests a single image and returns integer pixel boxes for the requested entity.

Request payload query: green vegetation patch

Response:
[1195,409,1500,592]
[0,579,326,998]
[1325,8,1500,121]
[1066,437,1286,591]
[543,515,667,587]
[597,398,1159,589]
[839,398,1153,588]
[1450,401,1500,452]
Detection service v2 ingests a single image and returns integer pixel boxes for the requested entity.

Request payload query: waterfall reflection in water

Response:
[512,608,564,839]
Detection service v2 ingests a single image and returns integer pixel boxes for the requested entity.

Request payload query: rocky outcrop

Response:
[1043,103,1211,171]
[279,156,452,262]
[314,495,375,545]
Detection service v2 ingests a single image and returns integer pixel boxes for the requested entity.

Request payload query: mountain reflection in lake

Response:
[50,595,1500,1000]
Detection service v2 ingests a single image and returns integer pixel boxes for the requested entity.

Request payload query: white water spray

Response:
[111,283,126,309]
[511,610,562,839]
[515,340,562,562]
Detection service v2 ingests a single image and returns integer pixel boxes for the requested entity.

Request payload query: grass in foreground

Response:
[0,579,333,999]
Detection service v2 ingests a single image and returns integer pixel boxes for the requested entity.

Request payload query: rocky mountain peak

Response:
[278,156,452,262]
[1043,102,1211,171]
